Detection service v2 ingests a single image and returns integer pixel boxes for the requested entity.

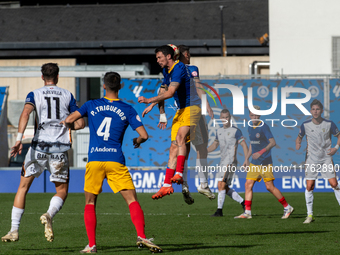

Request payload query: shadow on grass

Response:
[231,230,329,236]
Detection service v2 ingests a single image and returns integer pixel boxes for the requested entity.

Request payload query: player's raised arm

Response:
[133,126,149,148]
[11,104,35,157]
[138,81,179,104]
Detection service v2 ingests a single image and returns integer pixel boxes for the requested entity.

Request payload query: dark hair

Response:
[155,45,174,59]
[103,72,121,92]
[41,63,59,80]
[310,99,323,110]
[220,108,230,115]
[178,45,189,54]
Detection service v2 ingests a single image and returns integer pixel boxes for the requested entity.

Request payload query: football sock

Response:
[175,155,186,175]
[305,189,314,216]
[182,161,188,182]
[197,158,209,183]
[278,196,289,208]
[164,167,175,186]
[245,200,252,215]
[227,188,244,204]
[218,190,226,209]
[47,196,64,219]
[332,183,340,205]
[10,206,24,232]
[129,201,146,239]
[84,204,97,247]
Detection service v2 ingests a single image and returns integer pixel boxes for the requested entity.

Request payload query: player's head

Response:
[103,72,121,92]
[155,45,175,68]
[310,99,323,119]
[178,45,190,64]
[220,108,231,127]
[41,63,59,83]
[249,105,261,121]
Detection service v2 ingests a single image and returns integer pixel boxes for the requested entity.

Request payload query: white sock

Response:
[305,189,314,216]
[163,183,171,187]
[197,158,208,183]
[182,161,188,182]
[218,190,226,209]
[227,188,244,204]
[332,183,340,205]
[47,196,64,219]
[245,210,251,215]
[11,206,24,232]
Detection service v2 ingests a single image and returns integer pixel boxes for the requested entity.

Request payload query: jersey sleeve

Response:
[128,106,143,130]
[170,65,182,84]
[215,131,219,141]
[77,101,89,117]
[69,93,79,113]
[263,124,274,140]
[331,121,340,136]
[25,92,35,107]
[298,123,305,138]
[190,66,199,78]
[235,129,245,143]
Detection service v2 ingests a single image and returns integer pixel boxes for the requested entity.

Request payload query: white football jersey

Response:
[299,118,340,162]
[215,126,244,166]
[25,85,79,153]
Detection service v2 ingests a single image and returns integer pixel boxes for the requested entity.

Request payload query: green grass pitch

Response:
[0,192,339,254]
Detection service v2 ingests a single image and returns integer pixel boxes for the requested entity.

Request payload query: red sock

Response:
[176,155,186,174]
[279,197,288,207]
[129,201,145,238]
[245,200,252,211]
[84,204,96,247]
[164,168,175,185]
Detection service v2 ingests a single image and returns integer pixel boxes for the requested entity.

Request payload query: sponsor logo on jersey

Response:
[90,147,117,153]
[250,141,261,144]
[191,71,198,77]
[38,122,45,130]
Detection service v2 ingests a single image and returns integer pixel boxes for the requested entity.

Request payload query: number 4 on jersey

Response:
[97,117,112,141]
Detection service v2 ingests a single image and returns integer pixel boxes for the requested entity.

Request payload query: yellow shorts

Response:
[171,105,201,142]
[84,161,135,195]
[246,163,275,182]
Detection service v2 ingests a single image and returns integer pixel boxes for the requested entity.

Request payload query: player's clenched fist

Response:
[138,96,150,104]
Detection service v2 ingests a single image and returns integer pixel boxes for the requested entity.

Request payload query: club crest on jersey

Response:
[256,133,260,138]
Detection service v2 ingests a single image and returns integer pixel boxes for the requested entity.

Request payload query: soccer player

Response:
[208,109,248,217]
[296,99,340,224]
[1,63,84,242]
[138,45,201,200]
[64,72,162,253]
[234,106,294,219]
[177,44,215,202]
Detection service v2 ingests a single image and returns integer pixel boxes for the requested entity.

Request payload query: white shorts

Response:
[215,164,236,186]
[305,157,336,180]
[23,147,69,183]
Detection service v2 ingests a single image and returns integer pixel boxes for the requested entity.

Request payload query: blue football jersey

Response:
[186,65,199,78]
[77,97,143,164]
[248,122,273,165]
[161,61,201,109]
